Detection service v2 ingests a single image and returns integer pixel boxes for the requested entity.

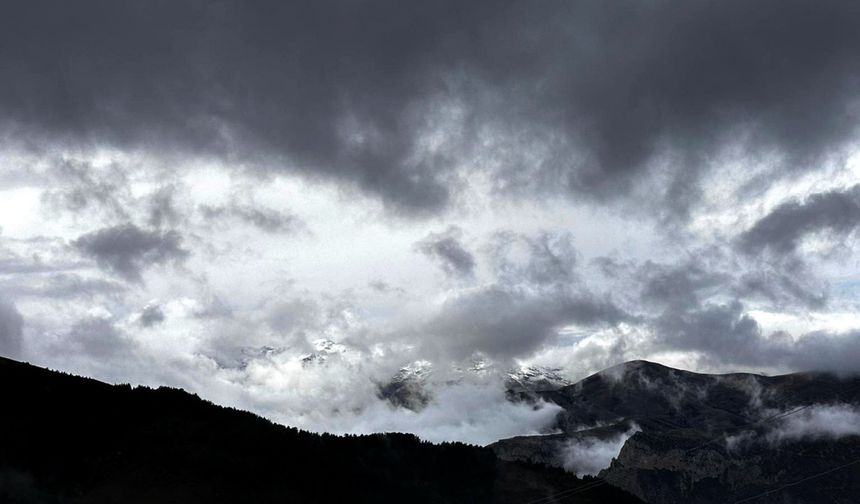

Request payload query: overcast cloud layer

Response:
[1,0,860,444]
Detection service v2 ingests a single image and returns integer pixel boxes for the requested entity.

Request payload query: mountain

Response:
[505,366,572,395]
[376,360,434,410]
[0,356,642,504]
[492,360,860,503]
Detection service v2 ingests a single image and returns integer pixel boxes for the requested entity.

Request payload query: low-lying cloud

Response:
[561,424,641,476]
[767,403,860,443]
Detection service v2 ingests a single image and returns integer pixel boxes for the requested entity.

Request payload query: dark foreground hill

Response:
[492,360,860,504]
[0,356,642,504]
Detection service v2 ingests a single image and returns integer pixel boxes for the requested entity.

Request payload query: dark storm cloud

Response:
[637,261,728,310]
[420,231,627,360]
[738,185,860,256]
[597,250,857,372]
[73,224,189,282]
[3,1,860,217]
[604,246,829,314]
[424,285,627,361]
[732,270,828,311]
[653,300,762,364]
[652,300,860,374]
[780,329,860,374]
[0,298,24,359]
[200,204,303,234]
[415,227,475,279]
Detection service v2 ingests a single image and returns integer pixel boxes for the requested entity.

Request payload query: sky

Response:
[1,0,860,444]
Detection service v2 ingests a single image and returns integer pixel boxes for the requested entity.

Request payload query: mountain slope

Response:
[0,356,642,504]
[492,360,860,503]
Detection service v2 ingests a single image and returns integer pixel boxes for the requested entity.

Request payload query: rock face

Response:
[492,360,860,503]
[602,430,860,504]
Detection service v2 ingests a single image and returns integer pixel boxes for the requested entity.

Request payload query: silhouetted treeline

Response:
[0,356,642,503]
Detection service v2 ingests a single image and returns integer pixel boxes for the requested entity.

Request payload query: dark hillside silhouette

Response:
[0,356,641,503]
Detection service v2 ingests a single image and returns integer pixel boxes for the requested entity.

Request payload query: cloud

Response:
[654,300,762,363]
[0,298,24,358]
[637,259,727,310]
[147,186,184,229]
[139,303,166,328]
[3,0,860,447]
[59,314,134,360]
[489,231,580,286]
[200,203,303,234]
[412,230,627,361]
[562,424,641,477]
[310,381,563,446]
[731,269,828,311]
[652,299,860,373]
[40,159,132,221]
[738,185,860,256]
[73,224,189,282]
[2,1,859,217]
[424,285,627,361]
[766,403,860,443]
[415,226,475,279]
[586,251,859,374]
[1,273,126,300]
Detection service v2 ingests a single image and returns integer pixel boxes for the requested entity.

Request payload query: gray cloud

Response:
[738,185,860,256]
[1,273,126,300]
[651,298,860,374]
[200,204,303,234]
[420,231,627,361]
[2,0,860,445]
[612,247,830,315]
[424,284,627,361]
[2,1,859,217]
[490,231,580,286]
[415,226,475,279]
[653,300,763,364]
[139,303,165,328]
[148,186,184,229]
[55,315,134,361]
[732,269,828,311]
[73,224,189,282]
[0,298,24,359]
[591,251,858,372]
[780,329,860,375]
[41,159,132,221]
[637,260,728,311]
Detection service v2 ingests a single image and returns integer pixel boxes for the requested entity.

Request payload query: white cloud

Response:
[561,424,641,476]
[767,403,860,443]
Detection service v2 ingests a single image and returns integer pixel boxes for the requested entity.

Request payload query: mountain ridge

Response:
[0,355,642,504]
[492,359,860,503]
